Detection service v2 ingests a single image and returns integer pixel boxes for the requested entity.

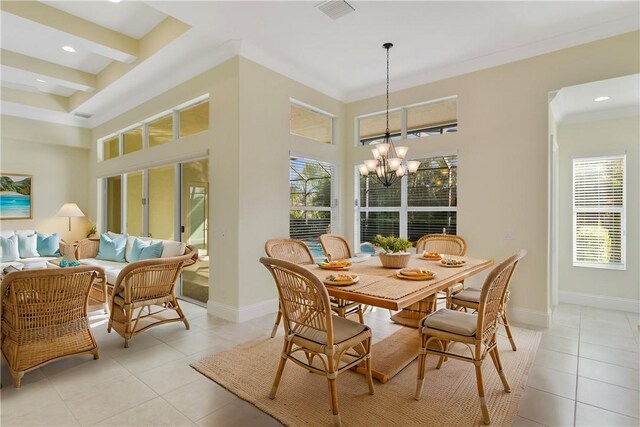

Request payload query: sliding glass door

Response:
[102,158,209,305]
[180,159,209,303]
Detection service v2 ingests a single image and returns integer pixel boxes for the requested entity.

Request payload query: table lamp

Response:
[56,203,85,232]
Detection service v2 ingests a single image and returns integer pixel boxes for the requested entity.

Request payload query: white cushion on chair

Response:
[421,308,477,336]
[452,288,481,303]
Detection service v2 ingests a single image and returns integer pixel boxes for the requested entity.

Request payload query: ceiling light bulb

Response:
[395,146,408,159]
[109,0,121,2]
[62,45,76,53]
[358,164,369,176]
[407,161,421,173]
[376,143,390,157]
[364,160,378,172]
[594,96,610,102]
[36,78,46,83]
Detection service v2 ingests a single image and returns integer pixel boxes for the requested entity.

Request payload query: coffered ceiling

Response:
[1,1,638,128]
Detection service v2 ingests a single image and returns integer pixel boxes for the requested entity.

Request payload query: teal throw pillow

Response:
[0,235,20,262]
[36,233,60,256]
[96,233,126,262]
[17,234,39,258]
[128,238,163,262]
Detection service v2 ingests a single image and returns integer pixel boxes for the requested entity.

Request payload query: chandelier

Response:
[358,43,420,187]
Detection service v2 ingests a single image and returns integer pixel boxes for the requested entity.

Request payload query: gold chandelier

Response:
[358,43,420,187]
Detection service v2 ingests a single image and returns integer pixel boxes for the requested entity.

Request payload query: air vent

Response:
[316,0,355,20]
[74,112,92,119]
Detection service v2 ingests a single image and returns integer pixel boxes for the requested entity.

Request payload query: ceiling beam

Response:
[0,1,139,64]
[1,86,69,112]
[1,49,97,92]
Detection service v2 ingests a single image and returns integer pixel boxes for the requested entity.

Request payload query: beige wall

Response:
[0,116,92,242]
[345,31,639,323]
[558,117,639,301]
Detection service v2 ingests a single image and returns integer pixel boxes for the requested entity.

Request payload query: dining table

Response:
[302,253,494,383]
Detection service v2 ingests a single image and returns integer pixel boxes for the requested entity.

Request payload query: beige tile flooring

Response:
[1,301,638,426]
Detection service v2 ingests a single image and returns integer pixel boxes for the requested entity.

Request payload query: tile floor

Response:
[1,302,638,426]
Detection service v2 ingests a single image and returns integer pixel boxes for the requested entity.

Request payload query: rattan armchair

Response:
[415,250,526,425]
[391,234,468,327]
[260,257,374,427]
[107,248,197,348]
[1,266,103,388]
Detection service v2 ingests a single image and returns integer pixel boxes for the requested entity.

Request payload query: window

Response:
[357,96,457,146]
[179,101,209,138]
[289,157,335,256]
[573,155,625,269]
[98,97,209,161]
[290,102,333,144]
[105,175,122,233]
[358,155,457,249]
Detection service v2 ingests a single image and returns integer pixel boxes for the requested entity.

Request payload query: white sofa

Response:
[73,236,196,285]
[0,229,69,271]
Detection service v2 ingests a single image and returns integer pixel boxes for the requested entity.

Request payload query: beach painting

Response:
[0,174,32,219]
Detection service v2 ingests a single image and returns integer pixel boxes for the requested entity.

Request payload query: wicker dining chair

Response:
[448,279,520,351]
[415,250,526,425]
[260,257,374,427]
[319,234,352,261]
[318,234,367,323]
[107,249,196,348]
[390,234,468,327]
[1,266,103,388]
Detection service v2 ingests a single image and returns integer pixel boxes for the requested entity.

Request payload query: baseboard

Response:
[207,298,279,323]
[559,290,640,313]
[507,306,551,328]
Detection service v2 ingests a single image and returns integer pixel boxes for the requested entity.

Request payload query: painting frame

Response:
[0,173,33,220]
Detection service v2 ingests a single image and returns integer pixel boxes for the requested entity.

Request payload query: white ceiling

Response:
[1,1,639,128]
[550,74,640,124]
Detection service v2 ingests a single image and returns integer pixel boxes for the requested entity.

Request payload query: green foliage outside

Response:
[0,176,31,195]
[576,225,611,263]
[373,235,412,253]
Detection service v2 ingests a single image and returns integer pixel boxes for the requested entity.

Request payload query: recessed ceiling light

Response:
[109,0,121,3]
[594,96,610,102]
[62,45,76,53]
[36,78,46,83]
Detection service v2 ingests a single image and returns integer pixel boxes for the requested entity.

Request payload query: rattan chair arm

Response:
[74,238,100,260]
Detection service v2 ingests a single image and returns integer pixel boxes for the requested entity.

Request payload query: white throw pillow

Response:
[15,229,36,236]
[159,240,186,258]
[0,230,15,239]
[17,234,39,258]
[0,235,20,262]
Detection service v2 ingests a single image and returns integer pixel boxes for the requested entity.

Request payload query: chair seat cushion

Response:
[421,308,477,336]
[297,315,368,346]
[452,288,481,303]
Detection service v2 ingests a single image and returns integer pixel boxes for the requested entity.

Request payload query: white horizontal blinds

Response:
[573,155,625,267]
[289,157,334,244]
[407,155,458,240]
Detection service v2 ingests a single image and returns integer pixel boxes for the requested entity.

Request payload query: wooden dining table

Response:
[302,253,494,383]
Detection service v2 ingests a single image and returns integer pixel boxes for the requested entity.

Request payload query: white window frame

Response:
[355,154,458,248]
[572,154,626,270]
[355,95,458,147]
[289,99,335,145]
[289,155,338,244]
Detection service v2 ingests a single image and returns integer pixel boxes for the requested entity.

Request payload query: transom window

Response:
[357,97,457,146]
[573,155,626,270]
[357,155,457,249]
[290,100,334,144]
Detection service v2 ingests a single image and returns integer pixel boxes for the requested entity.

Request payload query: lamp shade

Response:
[56,203,85,218]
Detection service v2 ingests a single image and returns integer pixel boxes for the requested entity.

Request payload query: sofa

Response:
[0,229,71,271]
[73,233,198,286]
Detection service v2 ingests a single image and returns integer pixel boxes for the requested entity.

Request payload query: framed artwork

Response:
[0,173,32,220]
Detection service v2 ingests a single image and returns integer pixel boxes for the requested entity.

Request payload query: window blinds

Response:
[573,155,625,268]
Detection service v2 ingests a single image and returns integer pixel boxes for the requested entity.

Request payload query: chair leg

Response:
[173,298,190,330]
[474,363,490,425]
[327,375,341,427]
[12,372,24,389]
[490,347,511,392]
[415,336,427,400]
[357,306,365,324]
[365,339,374,395]
[501,310,517,351]
[269,340,290,399]
[436,340,448,369]
[270,310,282,338]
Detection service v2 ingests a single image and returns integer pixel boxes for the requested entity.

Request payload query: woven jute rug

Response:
[191,325,540,426]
